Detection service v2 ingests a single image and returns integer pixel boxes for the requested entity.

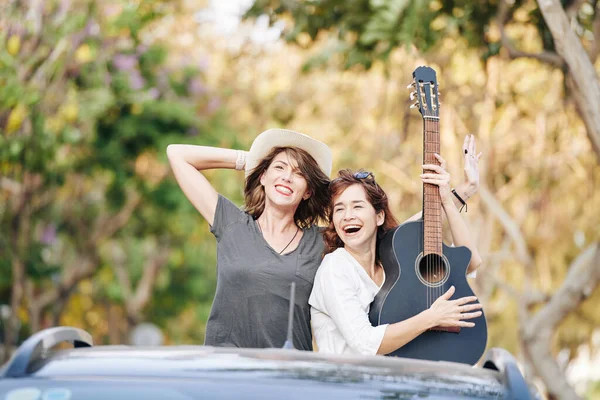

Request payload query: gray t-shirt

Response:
[205,194,324,350]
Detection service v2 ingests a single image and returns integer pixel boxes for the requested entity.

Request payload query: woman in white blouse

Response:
[309,154,483,356]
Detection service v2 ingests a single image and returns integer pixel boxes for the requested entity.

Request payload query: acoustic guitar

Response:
[368,66,487,365]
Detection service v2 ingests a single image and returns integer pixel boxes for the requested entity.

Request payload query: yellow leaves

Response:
[486,24,502,43]
[45,116,65,134]
[5,104,28,134]
[430,15,448,31]
[135,151,168,186]
[75,44,94,64]
[452,8,465,18]
[513,8,530,23]
[7,35,21,56]
[79,280,94,296]
[56,88,80,125]
[296,32,312,47]
[61,103,79,123]
[428,1,442,12]
[170,249,184,268]
[130,103,143,115]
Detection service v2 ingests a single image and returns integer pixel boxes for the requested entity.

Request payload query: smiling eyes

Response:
[334,205,364,213]
[273,164,303,177]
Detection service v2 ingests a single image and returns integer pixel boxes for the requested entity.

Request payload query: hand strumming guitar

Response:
[424,286,483,329]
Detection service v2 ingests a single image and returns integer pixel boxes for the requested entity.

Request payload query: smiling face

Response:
[260,151,311,211]
[332,184,384,252]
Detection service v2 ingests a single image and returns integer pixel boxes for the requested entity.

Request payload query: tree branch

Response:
[525,243,600,338]
[0,177,22,195]
[479,185,534,267]
[110,242,133,301]
[590,4,600,62]
[497,0,565,68]
[127,245,170,320]
[565,0,587,20]
[537,0,600,162]
[31,254,98,311]
[519,243,598,400]
[92,191,141,242]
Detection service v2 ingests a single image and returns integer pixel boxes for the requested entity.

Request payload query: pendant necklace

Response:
[257,220,300,255]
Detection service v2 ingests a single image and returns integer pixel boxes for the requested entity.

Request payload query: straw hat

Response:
[245,129,332,177]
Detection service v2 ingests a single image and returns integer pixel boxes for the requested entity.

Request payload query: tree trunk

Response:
[521,243,599,400]
[536,0,600,162]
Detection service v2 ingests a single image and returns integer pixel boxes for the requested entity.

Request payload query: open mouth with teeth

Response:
[343,225,362,234]
[275,185,293,195]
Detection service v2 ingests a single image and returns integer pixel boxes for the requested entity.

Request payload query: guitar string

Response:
[425,108,442,307]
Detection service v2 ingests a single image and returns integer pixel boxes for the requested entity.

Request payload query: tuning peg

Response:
[407,82,415,89]
[409,91,417,100]
[410,102,419,109]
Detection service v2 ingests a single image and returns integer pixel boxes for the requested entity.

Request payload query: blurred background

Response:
[1,0,599,398]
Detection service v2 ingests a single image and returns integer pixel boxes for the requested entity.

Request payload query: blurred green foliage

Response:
[246,0,598,69]
[0,0,237,345]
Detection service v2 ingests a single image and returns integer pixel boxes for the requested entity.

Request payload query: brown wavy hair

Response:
[244,147,330,228]
[323,169,399,261]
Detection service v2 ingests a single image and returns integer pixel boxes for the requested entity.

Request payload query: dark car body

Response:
[0,327,537,399]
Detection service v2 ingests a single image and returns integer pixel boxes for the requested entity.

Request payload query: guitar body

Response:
[369,220,488,364]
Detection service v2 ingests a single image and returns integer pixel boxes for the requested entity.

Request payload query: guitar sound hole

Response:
[418,254,448,285]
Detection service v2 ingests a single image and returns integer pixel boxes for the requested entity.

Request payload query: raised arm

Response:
[403,135,481,224]
[166,145,245,225]
[421,154,482,274]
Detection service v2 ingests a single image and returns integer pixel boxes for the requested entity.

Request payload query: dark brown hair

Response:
[323,169,399,261]
[244,147,330,228]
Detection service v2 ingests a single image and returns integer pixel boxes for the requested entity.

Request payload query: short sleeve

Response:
[209,194,246,241]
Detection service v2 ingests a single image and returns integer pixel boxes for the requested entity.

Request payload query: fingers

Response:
[420,173,449,180]
[422,163,446,173]
[433,153,446,168]
[463,135,472,160]
[463,135,480,160]
[441,285,455,300]
[421,179,449,187]
[477,152,483,161]
[453,295,478,306]
[459,303,483,312]
[459,311,482,320]
[460,321,476,328]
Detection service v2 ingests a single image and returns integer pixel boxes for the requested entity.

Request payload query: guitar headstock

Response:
[408,66,440,118]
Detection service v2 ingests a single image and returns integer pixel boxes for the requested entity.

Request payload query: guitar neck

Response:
[422,117,441,255]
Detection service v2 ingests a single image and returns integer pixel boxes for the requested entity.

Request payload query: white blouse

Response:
[309,248,389,355]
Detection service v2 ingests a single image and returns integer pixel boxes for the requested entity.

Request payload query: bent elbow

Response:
[469,254,483,273]
[166,144,182,162]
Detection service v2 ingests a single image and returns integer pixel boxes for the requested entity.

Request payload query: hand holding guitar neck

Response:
[421,153,453,208]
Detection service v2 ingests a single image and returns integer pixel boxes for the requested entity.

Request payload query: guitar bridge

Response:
[430,326,461,334]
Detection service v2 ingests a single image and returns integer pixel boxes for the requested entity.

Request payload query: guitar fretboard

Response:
[423,117,441,255]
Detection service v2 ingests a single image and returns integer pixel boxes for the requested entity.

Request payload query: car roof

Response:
[1,327,535,399]
[1,345,506,399]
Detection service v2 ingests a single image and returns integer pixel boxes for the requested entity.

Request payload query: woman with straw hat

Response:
[167,129,332,350]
